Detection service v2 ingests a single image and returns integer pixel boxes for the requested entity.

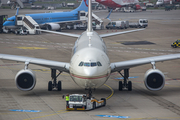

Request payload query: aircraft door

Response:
[79,11,86,20]
[15,15,25,26]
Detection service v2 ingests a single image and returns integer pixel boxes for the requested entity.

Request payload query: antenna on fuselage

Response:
[87,0,93,47]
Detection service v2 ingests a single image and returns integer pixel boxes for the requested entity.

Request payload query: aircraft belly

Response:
[5,26,18,29]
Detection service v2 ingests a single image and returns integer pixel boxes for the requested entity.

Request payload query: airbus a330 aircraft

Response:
[0,0,180,95]
[3,0,88,31]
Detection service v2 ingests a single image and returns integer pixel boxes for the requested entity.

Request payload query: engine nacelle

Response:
[46,23,60,30]
[144,69,165,91]
[15,69,36,91]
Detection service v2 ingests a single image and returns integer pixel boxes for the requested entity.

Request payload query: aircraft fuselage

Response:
[69,31,111,89]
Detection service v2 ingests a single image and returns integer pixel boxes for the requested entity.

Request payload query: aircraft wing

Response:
[110,54,180,73]
[39,29,80,38]
[0,54,70,73]
[100,29,145,38]
[39,28,144,38]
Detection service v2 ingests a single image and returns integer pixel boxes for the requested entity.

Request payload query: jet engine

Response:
[15,69,36,91]
[144,69,165,91]
[46,23,61,30]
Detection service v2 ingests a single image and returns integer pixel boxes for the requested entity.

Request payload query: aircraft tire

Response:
[128,81,132,91]
[58,81,62,91]
[119,81,123,91]
[93,102,96,110]
[48,81,52,91]
[101,98,106,106]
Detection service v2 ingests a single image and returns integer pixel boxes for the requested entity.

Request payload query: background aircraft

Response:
[3,0,88,31]
[95,0,142,12]
[0,0,180,95]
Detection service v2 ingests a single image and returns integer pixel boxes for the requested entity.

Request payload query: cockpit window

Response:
[97,62,102,66]
[79,62,84,66]
[91,62,97,66]
[7,19,14,21]
[79,61,102,67]
[84,63,90,67]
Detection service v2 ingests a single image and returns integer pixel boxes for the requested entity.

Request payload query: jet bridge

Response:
[15,15,40,34]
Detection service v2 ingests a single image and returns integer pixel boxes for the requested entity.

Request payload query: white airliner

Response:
[0,0,180,94]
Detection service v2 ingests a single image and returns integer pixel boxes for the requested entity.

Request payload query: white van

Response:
[106,21,125,29]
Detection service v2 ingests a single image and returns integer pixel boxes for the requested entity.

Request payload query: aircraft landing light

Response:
[114,76,139,79]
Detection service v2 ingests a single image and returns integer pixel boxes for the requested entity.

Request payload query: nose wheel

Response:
[118,69,132,91]
[48,69,62,91]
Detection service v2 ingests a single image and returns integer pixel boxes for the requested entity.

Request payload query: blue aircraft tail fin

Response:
[15,7,19,15]
[72,0,88,12]
[106,9,113,21]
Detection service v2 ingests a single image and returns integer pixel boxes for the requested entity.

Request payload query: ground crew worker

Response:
[3,17,6,23]
[66,94,69,106]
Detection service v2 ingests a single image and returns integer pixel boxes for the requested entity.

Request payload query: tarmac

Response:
[0,9,180,120]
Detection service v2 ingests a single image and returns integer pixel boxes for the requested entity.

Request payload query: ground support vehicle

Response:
[129,19,148,28]
[15,29,28,35]
[73,22,96,30]
[122,7,135,12]
[141,6,147,11]
[0,15,8,33]
[66,94,106,111]
[165,5,177,11]
[146,3,154,7]
[171,39,180,48]
[106,21,125,29]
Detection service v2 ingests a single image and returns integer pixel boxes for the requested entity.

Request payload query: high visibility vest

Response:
[66,96,69,101]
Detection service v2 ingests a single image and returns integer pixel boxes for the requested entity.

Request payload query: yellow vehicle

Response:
[171,40,180,48]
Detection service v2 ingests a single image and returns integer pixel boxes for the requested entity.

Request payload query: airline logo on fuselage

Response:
[122,0,136,3]
[84,0,88,7]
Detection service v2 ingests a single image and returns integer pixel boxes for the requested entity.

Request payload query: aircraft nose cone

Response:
[84,68,97,77]
[3,21,8,26]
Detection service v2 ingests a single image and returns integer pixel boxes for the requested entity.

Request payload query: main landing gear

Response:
[48,69,62,91]
[118,69,132,91]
